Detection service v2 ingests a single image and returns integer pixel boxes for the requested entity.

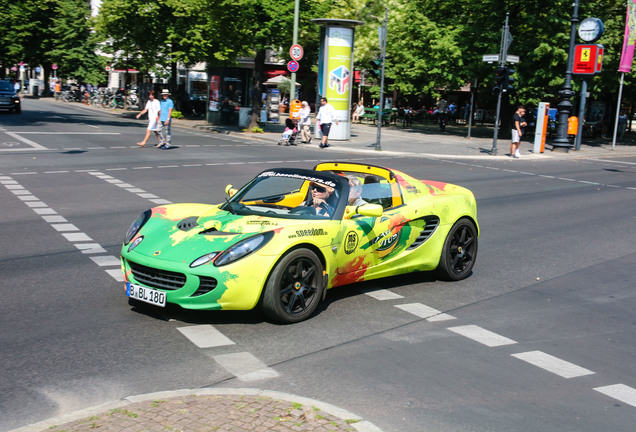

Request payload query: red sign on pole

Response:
[573,44,604,75]
[287,60,299,73]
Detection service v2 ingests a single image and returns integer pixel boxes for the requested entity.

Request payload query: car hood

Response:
[127,203,329,262]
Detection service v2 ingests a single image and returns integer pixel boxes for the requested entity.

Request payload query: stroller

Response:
[278,118,299,146]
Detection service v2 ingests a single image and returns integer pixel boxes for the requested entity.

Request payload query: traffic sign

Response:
[506,55,520,63]
[482,54,499,63]
[35,66,41,73]
[287,60,299,73]
[290,44,303,61]
[52,64,58,70]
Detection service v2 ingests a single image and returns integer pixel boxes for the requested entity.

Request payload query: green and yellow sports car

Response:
[121,162,478,323]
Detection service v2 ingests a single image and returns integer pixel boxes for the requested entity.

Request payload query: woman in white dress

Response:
[136,90,163,147]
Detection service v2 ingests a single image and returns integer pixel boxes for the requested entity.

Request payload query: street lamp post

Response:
[551,0,580,152]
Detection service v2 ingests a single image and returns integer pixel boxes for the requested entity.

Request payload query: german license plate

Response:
[126,282,166,307]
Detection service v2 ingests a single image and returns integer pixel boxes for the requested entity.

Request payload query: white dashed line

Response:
[50,223,80,232]
[594,384,636,408]
[88,171,173,205]
[89,255,122,267]
[511,351,595,379]
[2,177,122,283]
[177,325,235,348]
[74,243,108,254]
[395,303,456,321]
[61,232,93,242]
[212,352,280,381]
[447,325,517,347]
[360,289,404,301]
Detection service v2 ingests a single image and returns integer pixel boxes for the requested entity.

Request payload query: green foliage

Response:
[48,0,104,84]
[171,110,184,119]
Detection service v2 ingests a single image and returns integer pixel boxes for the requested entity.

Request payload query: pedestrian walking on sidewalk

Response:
[299,101,312,143]
[136,90,162,148]
[511,105,527,158]
[316,97,338,148]
[159,89,174,149]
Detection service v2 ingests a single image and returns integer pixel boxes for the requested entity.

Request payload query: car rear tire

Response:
[437,218,478,281]
[262,248,324,323]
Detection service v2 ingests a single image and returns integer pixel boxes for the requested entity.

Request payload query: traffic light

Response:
[493,66,506,94]
[505,67,515,92]
[369,58,382,78]
[492,66,515,93]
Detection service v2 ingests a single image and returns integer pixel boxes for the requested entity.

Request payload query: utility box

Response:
[533,102,550,154]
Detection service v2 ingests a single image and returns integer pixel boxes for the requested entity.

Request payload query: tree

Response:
[48,0,104,84]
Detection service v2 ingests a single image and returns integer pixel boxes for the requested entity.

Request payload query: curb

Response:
[9,388,383,432]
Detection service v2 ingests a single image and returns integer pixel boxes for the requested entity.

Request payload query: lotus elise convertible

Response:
[121,162,479,323]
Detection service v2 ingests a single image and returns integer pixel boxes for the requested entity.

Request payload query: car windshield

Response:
[0,82,13,92]
[222,169,347,220]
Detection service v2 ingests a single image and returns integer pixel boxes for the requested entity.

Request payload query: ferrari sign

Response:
[573,44,604,75]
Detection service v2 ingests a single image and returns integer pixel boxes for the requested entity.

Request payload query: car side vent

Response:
[407,216,440,250]
[177,216,199,231]
[198,227,235,236]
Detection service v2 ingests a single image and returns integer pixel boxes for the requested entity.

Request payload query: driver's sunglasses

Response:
[311,185,327,193]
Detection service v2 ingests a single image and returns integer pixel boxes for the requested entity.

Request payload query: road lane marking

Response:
[74,243,108,254]
[360,288,404,301]
[395,303,456,321]
[511,351,595,379]
[177,325,235,348]
[448,325,517,347]
[594,384,636,408]
[61,232,93,242]
[50,223,80,232]
[212,352,280,381]
[2,176,122,282]
[0,132,48,151]
[89,255,122,267]
[88,171,173,205]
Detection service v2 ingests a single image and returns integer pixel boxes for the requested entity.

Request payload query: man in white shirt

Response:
[315,97,339,148]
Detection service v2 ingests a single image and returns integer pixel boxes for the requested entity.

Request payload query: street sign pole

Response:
[376,7,388,151]
[491,13,510,156]
[289,0,300,101]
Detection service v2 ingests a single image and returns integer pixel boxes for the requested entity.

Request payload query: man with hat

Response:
[159,89,174,149]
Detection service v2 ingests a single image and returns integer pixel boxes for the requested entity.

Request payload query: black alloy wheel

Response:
[263,248,324,323]
[437,218,478,281]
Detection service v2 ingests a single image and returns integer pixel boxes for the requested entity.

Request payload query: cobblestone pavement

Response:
[14,389,381,432]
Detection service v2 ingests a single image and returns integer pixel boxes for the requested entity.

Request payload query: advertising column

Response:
[312,19,363,141]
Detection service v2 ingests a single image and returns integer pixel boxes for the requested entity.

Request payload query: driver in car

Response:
[307,182,335,216]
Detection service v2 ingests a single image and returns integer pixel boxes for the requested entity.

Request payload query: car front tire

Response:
[437,218,478,281]
[262,248,324,323]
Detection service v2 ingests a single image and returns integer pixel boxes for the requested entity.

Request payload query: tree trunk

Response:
[247,49,266,131]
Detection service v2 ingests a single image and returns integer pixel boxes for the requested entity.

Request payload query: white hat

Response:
[161,89,170,95]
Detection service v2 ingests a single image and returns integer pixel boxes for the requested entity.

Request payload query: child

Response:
[279,118,298,146]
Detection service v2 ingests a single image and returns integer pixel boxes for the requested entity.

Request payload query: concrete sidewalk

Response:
[11,388,382,432]
[183,118,636,161]
[52,99,636,160]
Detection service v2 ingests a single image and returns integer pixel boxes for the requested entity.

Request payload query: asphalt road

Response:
[1,99,635,431]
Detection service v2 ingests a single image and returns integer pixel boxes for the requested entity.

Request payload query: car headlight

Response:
[190,252,219,268]
[124,210,151,245]
[128,235,144,252]
[214,232,274,267]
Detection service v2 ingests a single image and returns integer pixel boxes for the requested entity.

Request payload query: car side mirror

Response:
[225,184,237,197]
[356,203,383,217]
